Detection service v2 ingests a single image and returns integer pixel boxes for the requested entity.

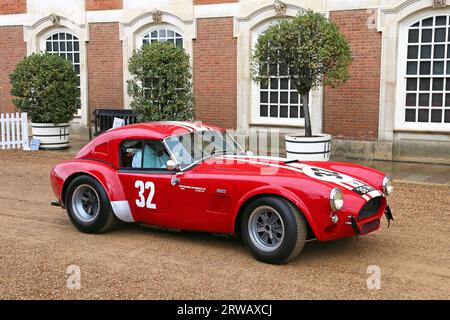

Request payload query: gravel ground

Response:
[0,150,449,300]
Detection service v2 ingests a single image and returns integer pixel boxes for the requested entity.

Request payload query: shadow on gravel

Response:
[104,221,377,265]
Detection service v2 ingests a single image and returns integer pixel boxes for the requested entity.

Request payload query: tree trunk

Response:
[302,92,312,137]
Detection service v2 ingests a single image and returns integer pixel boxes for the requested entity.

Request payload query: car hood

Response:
[204,155,385,202]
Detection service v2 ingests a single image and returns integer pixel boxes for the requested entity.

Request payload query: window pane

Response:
[419,93,429,106]
[422,17,433,27]
[74,41,79,51]
[433,78,444,90]
[431,109,442,123]
[447,78,450,90]
[435,28,446,42]
[260,91,268,103]
[446,93,450,106]
[409,29,419,43]
[433,61,444,74]
[407,62,417,75]
[270,106,278,117]
[419,78,430,90]
[270,79,278,89]
[260,105,268,117]
[53,42,58,51]
[432,93,443,106]
[407,78,417,91]
[408,45,419,59]
[270,92,278,103]
[418,109,429,122]
[175,38,183,48]
[46,41,52,51]
[280,79,288,89]
[434,45,445,58]
[445,110,450,123]
[260,81,268,90]
[74,53,80,64]
[158,29,166,37]
[280,92,288,104]
[436,16,447,26]
[290,106,298,118]
[405,109,416,122]
[67,41,72,51]
[406,93,416,106]
[422,29,433,43]
[420,61,431,75]
[421,45,431,58]
[280,106,288,118]
[290,92,298,104]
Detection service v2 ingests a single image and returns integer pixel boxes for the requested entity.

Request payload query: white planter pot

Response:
[285,134,332,161]
[31,123,70,150]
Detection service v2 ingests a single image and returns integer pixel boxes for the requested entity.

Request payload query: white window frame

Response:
[139,25,184,48]
[250,21,309,127]
[135,23,184,49]
[40,27,83,117]
[395,11,450,132]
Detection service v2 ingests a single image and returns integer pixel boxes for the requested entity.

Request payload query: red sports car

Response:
[50,122,394,264]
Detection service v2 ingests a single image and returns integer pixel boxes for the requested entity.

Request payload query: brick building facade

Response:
[0,0,449,163]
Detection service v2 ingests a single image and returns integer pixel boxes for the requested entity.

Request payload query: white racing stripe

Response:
[217,155,380,201]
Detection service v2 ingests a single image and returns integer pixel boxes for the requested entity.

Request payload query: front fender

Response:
[232,185,319,237]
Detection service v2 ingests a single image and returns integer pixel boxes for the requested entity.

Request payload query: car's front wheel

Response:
[241,196,307,264]
[65,175,118,234]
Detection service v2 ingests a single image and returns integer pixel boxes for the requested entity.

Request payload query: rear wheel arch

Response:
[234,193,316,240]
[62,172,110,207]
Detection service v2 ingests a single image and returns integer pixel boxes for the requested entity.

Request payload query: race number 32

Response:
[135,180,156,209]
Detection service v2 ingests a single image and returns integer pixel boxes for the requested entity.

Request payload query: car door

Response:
[117,139,174,226]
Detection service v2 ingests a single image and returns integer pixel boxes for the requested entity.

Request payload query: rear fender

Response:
[51,160,126,206]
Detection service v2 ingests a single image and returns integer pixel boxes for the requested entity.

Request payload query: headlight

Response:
[382,176,394,195]
[330,187,344,211]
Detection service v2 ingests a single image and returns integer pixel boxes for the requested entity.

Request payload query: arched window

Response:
[44,31,81,110]
[142,28,183,48]
[252,24,304,125]
[404,15,450,125]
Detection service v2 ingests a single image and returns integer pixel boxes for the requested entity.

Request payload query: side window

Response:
[120,140,143,168]
[120,140,171,170]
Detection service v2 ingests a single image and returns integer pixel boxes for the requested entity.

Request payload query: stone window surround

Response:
[234,2,324,134]
[23,16,89,127]
[380,0,450,143]
[120,11,195,111]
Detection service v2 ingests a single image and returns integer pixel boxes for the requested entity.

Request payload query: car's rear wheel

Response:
[241,196,307,264]
[65,175,117,233]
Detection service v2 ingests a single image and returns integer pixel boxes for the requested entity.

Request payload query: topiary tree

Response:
[9,52,80,124]
[251,10,352,137]
[127,41,194,122]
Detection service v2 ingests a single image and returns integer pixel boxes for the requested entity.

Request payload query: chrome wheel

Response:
[248,206,285,252]
[71,184,100,223]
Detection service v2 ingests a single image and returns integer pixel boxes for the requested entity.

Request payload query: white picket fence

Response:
[0,112,29,150]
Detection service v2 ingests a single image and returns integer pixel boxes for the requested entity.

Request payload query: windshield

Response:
[164,130,242,170]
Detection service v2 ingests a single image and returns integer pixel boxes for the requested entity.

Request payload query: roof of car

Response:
[104,121,224,140]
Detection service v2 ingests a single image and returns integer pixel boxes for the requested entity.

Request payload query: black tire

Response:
[65,175,118,234]
[241,196,307,264]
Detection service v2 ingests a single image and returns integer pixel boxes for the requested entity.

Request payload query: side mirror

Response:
[166,160,181,171]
